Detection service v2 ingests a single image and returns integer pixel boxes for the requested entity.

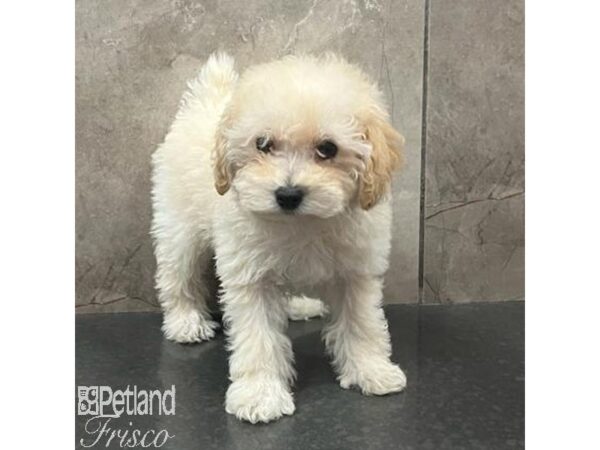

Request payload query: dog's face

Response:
[213,55,403,218]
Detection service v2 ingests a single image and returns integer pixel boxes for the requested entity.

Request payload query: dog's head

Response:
[213,55,403,218]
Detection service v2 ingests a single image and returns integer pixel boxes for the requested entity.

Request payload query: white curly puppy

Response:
[151,53,406,423]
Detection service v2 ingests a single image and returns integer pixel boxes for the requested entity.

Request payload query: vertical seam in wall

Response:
[418,0,431,304]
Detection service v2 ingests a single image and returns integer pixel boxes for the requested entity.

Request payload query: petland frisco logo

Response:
[78,385,176,448]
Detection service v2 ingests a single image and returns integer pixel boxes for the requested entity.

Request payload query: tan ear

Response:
[212,112,233,195]
[359,117,404,209]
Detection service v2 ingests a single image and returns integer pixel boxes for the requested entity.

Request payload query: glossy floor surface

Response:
[76,302,524,449]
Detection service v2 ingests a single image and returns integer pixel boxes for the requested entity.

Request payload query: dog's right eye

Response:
[256,136,273,153]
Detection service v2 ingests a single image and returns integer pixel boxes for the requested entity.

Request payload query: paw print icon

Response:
[77,386,99,415]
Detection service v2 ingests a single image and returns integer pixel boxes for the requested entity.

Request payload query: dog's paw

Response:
[162,309,219,344]
[286,295,328,321]
[225,377,295,424]
[339,360,407,396]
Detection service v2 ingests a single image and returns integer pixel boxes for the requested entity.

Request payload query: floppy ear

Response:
[213,111,233,195]
[359,116,404,209]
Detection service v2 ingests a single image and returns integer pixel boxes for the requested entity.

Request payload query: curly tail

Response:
[178,52,238,115]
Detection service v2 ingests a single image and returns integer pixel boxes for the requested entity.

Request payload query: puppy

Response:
[151,53,406,423]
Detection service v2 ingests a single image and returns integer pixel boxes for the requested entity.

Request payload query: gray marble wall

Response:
[422,0,525,303]
[76,0,523,313]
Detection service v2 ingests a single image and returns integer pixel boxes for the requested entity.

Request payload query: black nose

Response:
[275,186,304,211]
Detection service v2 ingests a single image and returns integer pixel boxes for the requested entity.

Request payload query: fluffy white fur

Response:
[151,53,406,424]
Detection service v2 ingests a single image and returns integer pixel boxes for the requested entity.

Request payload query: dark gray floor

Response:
[76,302,524,450]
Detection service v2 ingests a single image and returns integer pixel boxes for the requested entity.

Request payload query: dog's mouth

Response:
[249,207,342,224]
[249,209,301,222]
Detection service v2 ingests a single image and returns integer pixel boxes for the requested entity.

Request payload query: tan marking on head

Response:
[213,108,234,195]
[359,115,404,209]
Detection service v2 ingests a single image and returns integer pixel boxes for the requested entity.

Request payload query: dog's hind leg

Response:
[153,223,219,343]
[285,295,328,321]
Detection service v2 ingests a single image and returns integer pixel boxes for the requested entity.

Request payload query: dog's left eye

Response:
[256,136,273,153]
[316,140,338,160]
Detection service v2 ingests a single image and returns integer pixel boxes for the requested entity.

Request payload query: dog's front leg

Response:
[221,282,295,423]
[323,275,407,395]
